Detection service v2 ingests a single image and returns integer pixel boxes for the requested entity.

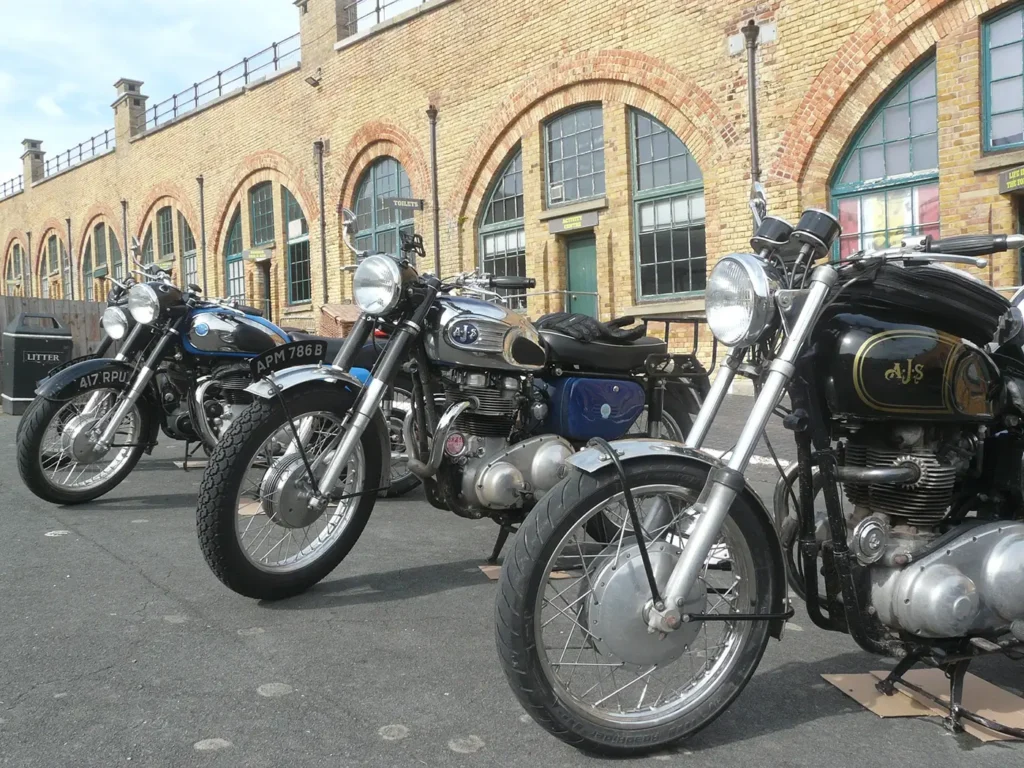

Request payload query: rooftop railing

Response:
[140,32,301,132]
[0,174,23,200]
[43,129,115,177]
[340,0,429,36]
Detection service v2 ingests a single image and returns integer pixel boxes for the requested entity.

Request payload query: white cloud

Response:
[0,72,14,105]
[34,95,65,118]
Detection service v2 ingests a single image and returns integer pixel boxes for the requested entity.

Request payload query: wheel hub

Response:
[586,541,706,667]
[63,415,108,463]
[259,454,324,528]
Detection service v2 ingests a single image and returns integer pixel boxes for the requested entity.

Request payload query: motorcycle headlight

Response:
[353,255,403,316]
[101,306,129,340]
[127,283,161,325]
[706,253,777,347]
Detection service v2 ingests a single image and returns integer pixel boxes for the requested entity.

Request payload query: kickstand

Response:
[181,440,204,472]
[875,652,922,696]
[487,525,515,565]
[942,659,970,735]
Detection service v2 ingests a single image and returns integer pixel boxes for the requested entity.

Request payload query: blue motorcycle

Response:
[15,257,389,505]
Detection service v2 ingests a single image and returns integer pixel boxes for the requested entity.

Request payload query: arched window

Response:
[224,208,245,300]
[140,226,154,265]
[545,104,605,206]
[353,157,415,259]
[479,148,527,309]
[832,59,939,257]
[5,242,25,296]
[631,110,705,300]
[282,187,310,304]
[156,205,175,266]
[984,5,1024,151]
[82,223,119,302]
[179,213,197,287]
[249,182,275,246]
[40,232,68,299]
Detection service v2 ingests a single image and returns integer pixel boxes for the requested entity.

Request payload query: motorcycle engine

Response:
[842,424,1024,638]
[202,364,254,440]
[439,369,571,514]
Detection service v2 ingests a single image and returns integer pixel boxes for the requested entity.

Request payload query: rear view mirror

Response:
[342,207,357,235]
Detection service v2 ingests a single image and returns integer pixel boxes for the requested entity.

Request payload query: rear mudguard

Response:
[566,438,788,639]
[246,365,391,490]
[666,379,703,417]
[32,357,161,453]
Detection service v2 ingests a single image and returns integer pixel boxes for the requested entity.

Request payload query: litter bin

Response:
[2,313,74,415]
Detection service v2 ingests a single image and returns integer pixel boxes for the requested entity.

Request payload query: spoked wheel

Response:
[626,389,693,443]
[196,383,382,600]
[497,458,778,755]
[381,387,420,498]
[17,389,149,504]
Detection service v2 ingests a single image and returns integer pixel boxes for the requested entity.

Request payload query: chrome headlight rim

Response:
[127,283,161,325]
[353,255,404,316]
[100,306,129,340]
[706,252,777,348]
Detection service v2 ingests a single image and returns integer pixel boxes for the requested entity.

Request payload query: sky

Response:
[0,0,299,182]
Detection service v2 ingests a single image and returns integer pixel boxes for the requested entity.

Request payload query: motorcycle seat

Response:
[287,330,344,359]
[539,330,667,372]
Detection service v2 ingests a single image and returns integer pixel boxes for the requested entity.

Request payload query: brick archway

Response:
[772,0,1006,192]
[2,229,29,295]
[33,218,67,275]
[77,202,124,268]
[331,121,430,215]
[133,183,199,243]
[450,49,736,222]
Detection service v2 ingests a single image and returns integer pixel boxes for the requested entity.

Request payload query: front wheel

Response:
[196,383,382,600]
[17,389,150,504]
[496,458,778,755]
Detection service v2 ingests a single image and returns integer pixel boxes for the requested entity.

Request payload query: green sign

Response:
[999,165,1024,194]
[548,210,599,234]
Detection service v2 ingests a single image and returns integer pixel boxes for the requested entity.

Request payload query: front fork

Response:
[81,324,143,417]
[647,266,837,632]
[92,325,175,451]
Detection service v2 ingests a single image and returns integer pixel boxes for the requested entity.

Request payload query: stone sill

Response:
[130,63,301,143]
[282,305,313,315]
[32,149,115,188]
[538,197,609,222]
[334,0,459,52]
[621,295,707,317]
[974,147,1024,174]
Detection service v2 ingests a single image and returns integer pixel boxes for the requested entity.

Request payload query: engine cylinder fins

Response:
[442,380,517,416]
[843,444,956,525]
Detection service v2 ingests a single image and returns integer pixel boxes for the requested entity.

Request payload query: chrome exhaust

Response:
[403,400,472,478]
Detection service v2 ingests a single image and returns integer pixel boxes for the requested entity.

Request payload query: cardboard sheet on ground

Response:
[173,459,208,469]
[478,565,573,581]
[822,671,1024,741]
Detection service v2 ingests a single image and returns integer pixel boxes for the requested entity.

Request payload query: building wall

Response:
[1,0,1022,364]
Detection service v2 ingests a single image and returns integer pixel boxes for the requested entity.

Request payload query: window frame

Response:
[223,208,245,301]
[282,187,311,305]
[478,147,527,310]
[352,157,415,260]
[5,242,24,295]
[249,182,276,247]
[830,57,940,256]
[983,4,1024,153]
[178,212,198,288]
[629,110,706,303]
[156,205,175,263]
[544,104,606,208]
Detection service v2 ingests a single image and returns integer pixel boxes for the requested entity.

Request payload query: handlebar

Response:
[923,234,1024,258]
[488,276,536,289]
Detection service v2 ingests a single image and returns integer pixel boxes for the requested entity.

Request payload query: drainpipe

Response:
[427,105,441,277]
[314,140,328,304]
[25,230,31,295]
[120,199,129,278]
[65,217,74,300]
[197,175,207,292]
[743,20,761,185]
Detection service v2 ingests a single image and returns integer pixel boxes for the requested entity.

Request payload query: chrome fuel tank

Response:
[425,296,546,372]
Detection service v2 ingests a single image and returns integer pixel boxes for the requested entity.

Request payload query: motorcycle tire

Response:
[17,393,150,505]
[196,383,382,601]
[497,457,777,756]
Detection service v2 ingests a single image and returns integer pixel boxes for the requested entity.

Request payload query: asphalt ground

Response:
[1,396,1023,767]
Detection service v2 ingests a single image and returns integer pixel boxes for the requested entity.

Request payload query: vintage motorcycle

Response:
[495,204,1024,753]
[16,252,326,505]
[194,209,708,600]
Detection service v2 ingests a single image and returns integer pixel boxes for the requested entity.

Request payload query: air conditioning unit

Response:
[549,184,564,203]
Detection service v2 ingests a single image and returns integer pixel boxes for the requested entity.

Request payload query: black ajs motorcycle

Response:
[495,205,1024,754]
[195,209,707,600]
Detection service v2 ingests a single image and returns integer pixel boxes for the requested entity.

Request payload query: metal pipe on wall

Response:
[197,175,207,292]
[314,140,328,304]
[25,230,31,295]
[742,20,761,183]
[65,217,74,300]
[121,199,129,279]
[427,105,441,277]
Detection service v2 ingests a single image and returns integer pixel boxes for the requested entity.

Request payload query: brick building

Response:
[2,0,1024,362]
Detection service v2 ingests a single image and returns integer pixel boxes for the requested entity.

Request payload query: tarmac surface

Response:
[1,396,1023,766]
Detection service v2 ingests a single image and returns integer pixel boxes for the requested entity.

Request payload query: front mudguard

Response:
[246,365,392,491]
[32,357,161,453]
[566,438,788,639]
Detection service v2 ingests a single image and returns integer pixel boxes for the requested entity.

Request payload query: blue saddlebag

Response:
[543,377,645,441]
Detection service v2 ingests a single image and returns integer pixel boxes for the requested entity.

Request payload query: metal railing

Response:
[341,0,429,36]
[0,174,23,200]
[140,33,301,132]
[44,129,115,177]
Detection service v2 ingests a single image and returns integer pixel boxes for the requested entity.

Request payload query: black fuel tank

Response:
[822,313,994,421]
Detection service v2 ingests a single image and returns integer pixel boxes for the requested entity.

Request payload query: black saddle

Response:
[535,312,667,372]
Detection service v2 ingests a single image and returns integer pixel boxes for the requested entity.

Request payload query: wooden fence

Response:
[0,296,105,360]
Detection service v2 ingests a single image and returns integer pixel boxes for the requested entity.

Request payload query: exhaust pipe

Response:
[403,400,472,478]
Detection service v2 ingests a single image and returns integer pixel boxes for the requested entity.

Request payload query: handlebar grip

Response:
[489,276,536,289]
[924,234,1024,257]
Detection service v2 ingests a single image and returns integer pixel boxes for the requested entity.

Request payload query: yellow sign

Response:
[999,165,1024,194]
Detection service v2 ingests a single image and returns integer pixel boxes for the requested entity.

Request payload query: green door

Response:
[566,233,597,316]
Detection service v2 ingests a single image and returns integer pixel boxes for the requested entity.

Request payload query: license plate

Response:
[72,366,133,392]
[250,340,329,380]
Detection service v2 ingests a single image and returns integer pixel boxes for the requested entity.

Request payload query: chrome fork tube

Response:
[684,350,743,450]
[82,324,143,416]
[93,329,174,450]
[653,266,837,630]
[331,313,372,369]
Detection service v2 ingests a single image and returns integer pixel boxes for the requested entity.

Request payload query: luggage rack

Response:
[622,312,717,382]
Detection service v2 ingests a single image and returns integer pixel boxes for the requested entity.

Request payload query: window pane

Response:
[861,116,884,145]
[992,111,1024,147]
[690,194,706,221]
[634,191,705,298]
[860,146,885,180]
[157,206,174,258]
[991,11,1023,47]
[909,67,937,100]
[639,202,655,231]
[93,223,107,266]
[884,105,910,141]
[915,184,939,225]
[910,98,937,135]
[885,140,911,176]
[288,239,311,303]
[993,43,1024,79]
[546,106,604,204]
[249,183,275,245]
[911,134,938,172]
[992,77,1024,113]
